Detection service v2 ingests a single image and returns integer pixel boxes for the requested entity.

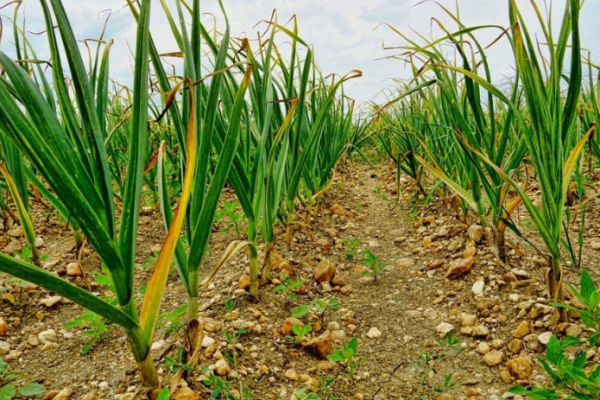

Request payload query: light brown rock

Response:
[460,313,477,327]
[52,388,73,400]
[315,259,336,283]
[0,318,7,336]
[66,262,82,277]
[482,350,504,366]
[238,275,251,290]
[445,257,474,280]
[507,339,522,354]
[507,357,532,380]
[513,321,529,339]
[303,331,333,359]
[39,296,62,308]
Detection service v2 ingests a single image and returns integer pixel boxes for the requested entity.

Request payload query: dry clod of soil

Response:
[475,342,491,355]
[445,256,474,280]
[467,224,484,243]
[513,321,529,339]
[213,359,231,376]
[460,312,477,327]
[315,259,336,283]
[330,204,346,216]
[508,339,523,353]
[303,331,333,358]
[66,262,82,277]
[238,275,251,289]
[38,329,56,344]
[477,298,498,311]
[7,227,23,238]
[284,368,300,381]
[204,318,224,333]
[507,357,533,380]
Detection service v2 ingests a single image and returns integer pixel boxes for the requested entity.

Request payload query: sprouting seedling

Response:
[327,337,365,377]
[222,201,242,238]
[64,310,111,355]
[162,347,193,374]
[158,304,187,337]
[342,237,360,260]
[291,296,339,324]
[224,298,237,314]
[286,323,311,344]
[361,250,386,281]
[274,276,304,303]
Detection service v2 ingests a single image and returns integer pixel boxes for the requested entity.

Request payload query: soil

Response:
[0,160,598,400]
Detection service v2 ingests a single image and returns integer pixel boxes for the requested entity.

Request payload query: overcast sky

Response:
[2,1,599,107]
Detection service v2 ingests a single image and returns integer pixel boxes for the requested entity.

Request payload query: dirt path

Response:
[1,161,594,400]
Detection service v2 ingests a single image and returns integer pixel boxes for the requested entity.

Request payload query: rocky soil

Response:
[0,160,598,400]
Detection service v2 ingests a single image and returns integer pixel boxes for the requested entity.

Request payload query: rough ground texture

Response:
[0,161,598,400]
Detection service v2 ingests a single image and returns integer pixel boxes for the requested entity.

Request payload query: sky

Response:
[1,0,599,108]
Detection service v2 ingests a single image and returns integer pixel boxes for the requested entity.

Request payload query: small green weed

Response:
[287,324,311,344]
[361,250,386,281]
[341,238,360,260]
[64,309,111,355]
[274,277,304,303]
[158,304,187,337]
[0,357,45,400]
[327,337,365,377]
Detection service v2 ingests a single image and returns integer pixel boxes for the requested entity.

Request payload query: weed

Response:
[158,304,187,337]
[291,296,339,326]
[64,310,111,355]
[411,332,462,399]
[274,277,304,303]
[510,270,600,399]
[327,337,365,377]
[360,250,386,281]
[162,347,193,374]
[287,324,311,344]
[341,238,360,260]
[14,246,48,266]
[224,298,237,314]
[0,357,45,399]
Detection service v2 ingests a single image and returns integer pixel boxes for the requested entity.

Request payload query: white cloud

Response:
[1,0,598,106]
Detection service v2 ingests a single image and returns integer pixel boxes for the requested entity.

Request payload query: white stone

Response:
[366,327,382,339]
[472,280,485,296]
[202,336,215,348]
[436,322,454,338]
[0,341,9,355]
[38,329,56,344]
[537,332,553,345]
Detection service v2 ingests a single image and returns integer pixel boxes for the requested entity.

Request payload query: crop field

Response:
[0,0,599,399]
